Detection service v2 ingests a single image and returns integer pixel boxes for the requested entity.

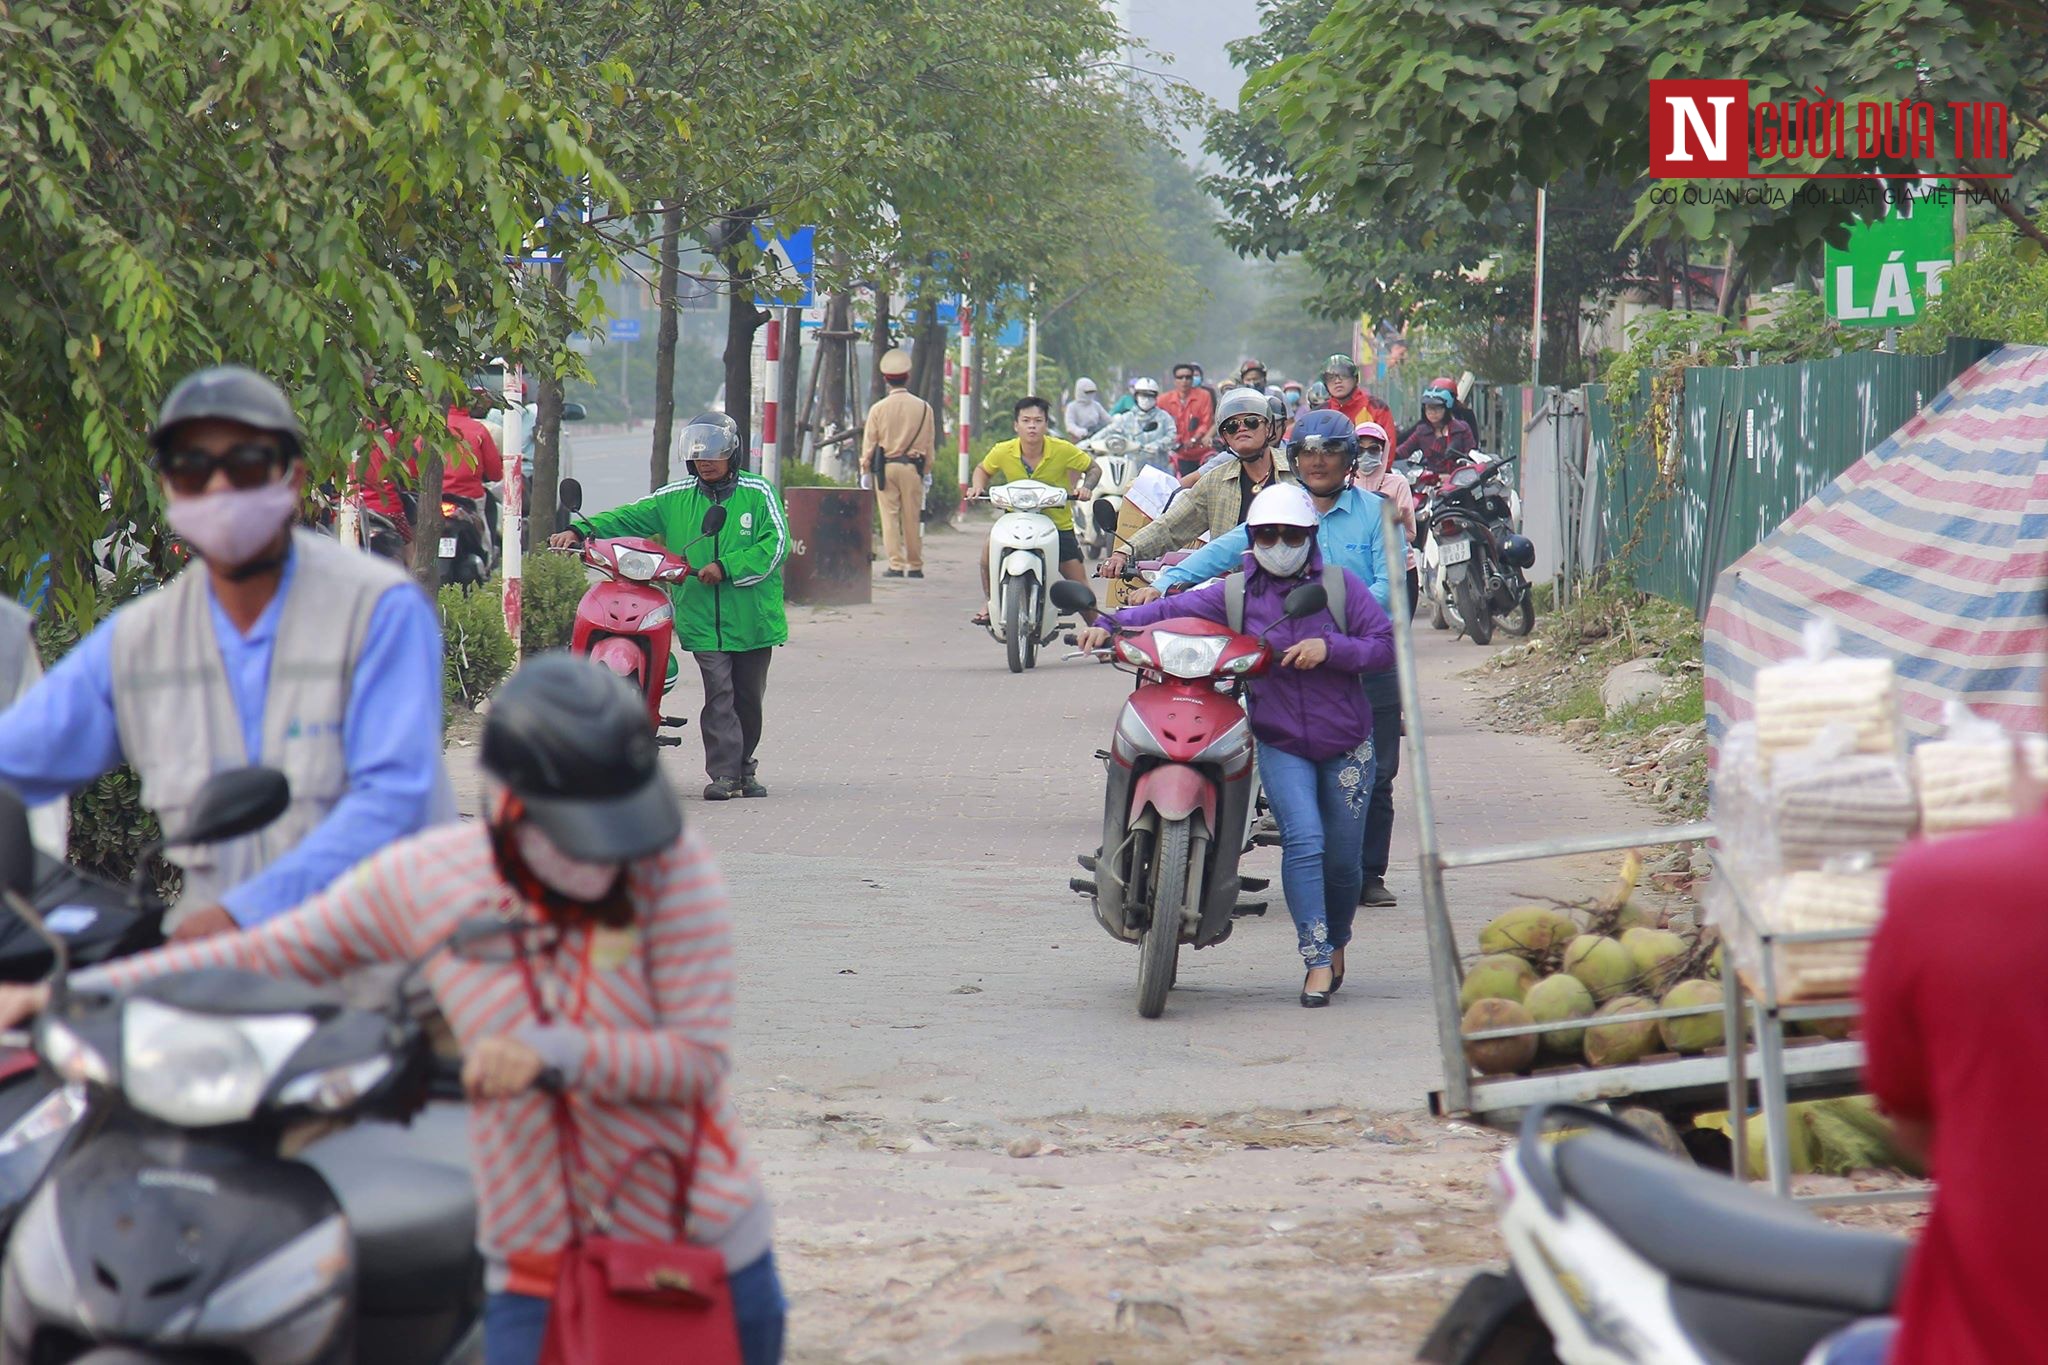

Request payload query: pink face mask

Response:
[165,479,299,567]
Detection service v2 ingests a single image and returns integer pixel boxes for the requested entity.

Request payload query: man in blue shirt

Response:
[1147,409,1408,910]
[0,367,448,937]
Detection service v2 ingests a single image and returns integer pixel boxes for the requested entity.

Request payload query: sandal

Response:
[971,610,991,627]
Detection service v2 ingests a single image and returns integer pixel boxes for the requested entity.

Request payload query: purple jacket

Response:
[1104,545,1394,761]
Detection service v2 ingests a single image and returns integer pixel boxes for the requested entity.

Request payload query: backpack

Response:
[1223,563,1346,633]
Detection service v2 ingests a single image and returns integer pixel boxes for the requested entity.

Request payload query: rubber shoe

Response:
[883,569,906,578]
[907,570,925,579]
[1359,878,1397,908]
[703,779,740,801]
[741,775,768,798]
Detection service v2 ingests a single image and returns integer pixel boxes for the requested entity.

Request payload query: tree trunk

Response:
[529,262,568,545]
[649,198,683,491]
[723,280,764,463]
[911,314,948,449]
[817,289,850,434]
[868,286,893,404]
[1716,242,1748,320]
[408,441,444,592]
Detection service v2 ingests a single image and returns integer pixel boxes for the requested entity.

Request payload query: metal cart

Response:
[1380,506,1891,1198]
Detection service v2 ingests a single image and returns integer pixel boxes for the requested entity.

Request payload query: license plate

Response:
[438,536,457,557]
[1440,538,1473,565]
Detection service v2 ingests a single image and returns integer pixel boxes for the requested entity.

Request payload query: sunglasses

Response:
[1173,371,1194,381]
[156,442,287,496]
[1289,435,1358,457]
[1251,525,1313,547]
[1218,415,1268,436]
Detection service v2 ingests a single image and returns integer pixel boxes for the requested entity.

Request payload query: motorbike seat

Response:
[1553,1131,1904,1314]
[305,1140,480,1314]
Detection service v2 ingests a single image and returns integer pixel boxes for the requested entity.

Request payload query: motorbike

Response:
[0,778,492,1365]
[559,479,721,739]
[435,493,493,589]
[1420,452,1535,646]
[1077,412,1175,560]
[1421,1102,1903,1365]
[981,480,1076,674]
[1052,578,1327,1019]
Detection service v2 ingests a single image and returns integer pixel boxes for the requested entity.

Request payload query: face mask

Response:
[1358,447,1386,476]
[165,478,299,568]
[514,823,622,901]
[1135,395,1157,411]
[1253,540,1312,578]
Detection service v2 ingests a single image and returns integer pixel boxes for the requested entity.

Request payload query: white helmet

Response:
[1132,376,1159,396]
[1246,482,1318,529]
[1215,386,1272,428]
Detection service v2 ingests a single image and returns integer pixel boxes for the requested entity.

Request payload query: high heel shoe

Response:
[1300,969,1331,1008]
[1330,948,1346,995]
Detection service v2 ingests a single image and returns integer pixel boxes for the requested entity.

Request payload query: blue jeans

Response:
[484,1250,788,1365]
[1258,738,1374,969]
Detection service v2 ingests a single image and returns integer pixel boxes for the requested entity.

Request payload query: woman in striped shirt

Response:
[1,655,783,1364]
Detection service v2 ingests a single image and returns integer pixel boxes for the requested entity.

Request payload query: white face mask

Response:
[165,478,299,568]
[1358,447,1386,477]
[1252,539,1312,578]
[1135,394,1157,411]
[514,823,622,901]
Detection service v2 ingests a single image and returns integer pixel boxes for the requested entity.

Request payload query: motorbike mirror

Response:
[1282,583,1330,620]
[180,767,291,846]
[561,402,589,422]
[1049,580,1098,617]
[700,506,729,536]
[558,478,584,514]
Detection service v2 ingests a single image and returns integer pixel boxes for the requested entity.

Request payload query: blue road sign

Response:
[751,223,815,307]
[609,318,642,342]
[996,317,1027,349]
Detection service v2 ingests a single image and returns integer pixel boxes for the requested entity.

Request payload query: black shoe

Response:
[703,779,740,801]
[1330,948,1346,994]
[1359,878,1397,908]
[883,569,906,578]
[907,570,924,579]
[740,775,768,798]
[1300,970,1332,1008]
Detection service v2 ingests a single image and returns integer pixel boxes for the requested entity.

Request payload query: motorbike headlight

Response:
[123,1000,315,1128]
[1114,637,1154,669]
[37,1018,109,1087]
[1152,631,1230,680]
[640,601,674,629]
[1106,435,1128,454]
[1221,651,1261,676]
[614,548,661,582]
[275,1056,395,1113]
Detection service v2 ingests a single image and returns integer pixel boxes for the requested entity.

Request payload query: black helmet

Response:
[1321,353,1360,382]
[149,365,305,455]
[1265,393,1289,427]
[680,417,741,495]
[1499,533,1537,569]
[481,654,682,861]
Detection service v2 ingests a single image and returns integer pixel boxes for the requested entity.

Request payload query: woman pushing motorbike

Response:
[1077,483,1395,1007]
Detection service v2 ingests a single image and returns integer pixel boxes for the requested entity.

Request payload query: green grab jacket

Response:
[573,472,790,653]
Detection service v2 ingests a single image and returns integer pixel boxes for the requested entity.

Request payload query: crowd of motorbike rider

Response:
[0,365,787,1363]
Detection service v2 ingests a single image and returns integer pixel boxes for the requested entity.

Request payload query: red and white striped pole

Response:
[501,364,525,659]
[762,314,783,487]
[956,299,974,516]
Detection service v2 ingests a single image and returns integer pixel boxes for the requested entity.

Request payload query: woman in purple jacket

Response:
[1078,484,1395,1007]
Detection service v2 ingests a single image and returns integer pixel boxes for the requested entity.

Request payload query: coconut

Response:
[1462,998,1538,1076]
[1611,902,1657,933]
[1459,954,1537,1011]
[1793,1016,1854,1042]
[1524,973,1596,1057]
[1657,980,1726,1054]
[1563,934,1634,1001]
[1583,996,1660,1067]
[1477,907,1579,964]
[1621,927,1689,994]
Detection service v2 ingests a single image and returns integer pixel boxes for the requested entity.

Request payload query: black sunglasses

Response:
[1173,371,1194,380]
[1218,415,1268,436]
[1289,435,1358,457]
[1251,525,1312,547]
[156,441,288,496]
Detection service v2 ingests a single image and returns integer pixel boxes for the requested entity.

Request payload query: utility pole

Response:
[502,362,525,659]
[956,299,974,517]
[1530,186,1548,390]
[1026,282,1039,397]
[762,312,783,488]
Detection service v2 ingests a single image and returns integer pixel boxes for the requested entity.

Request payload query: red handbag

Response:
[515,940,743,1365]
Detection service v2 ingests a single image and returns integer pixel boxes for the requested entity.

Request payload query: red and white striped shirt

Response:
[78,823,772,1280]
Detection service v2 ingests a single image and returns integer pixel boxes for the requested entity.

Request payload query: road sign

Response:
[1825,181,1954,327]
[751,223,815,307]
[609,318,641,342]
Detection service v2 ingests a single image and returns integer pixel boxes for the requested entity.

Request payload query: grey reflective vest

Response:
[109,531,438,907]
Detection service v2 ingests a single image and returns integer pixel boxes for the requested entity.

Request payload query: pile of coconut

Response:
[1460,852,1731,1076]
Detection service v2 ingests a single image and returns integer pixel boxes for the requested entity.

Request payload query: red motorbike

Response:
[557,479,725,738]
[1052,577,1328,1018]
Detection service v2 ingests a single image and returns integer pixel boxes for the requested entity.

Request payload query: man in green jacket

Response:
[549,417,790,800]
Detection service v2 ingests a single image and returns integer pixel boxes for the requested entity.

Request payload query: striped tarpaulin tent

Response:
[1705,343,2048,755]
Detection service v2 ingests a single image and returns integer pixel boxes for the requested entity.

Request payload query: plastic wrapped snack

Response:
[1769,746,1919,868]
[1913,702,2025,837]
[1752,621,1902,779]
[1757,868,1887,1001]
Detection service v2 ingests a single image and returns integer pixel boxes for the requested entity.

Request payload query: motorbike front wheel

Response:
[1004,582,1027,673]
[1023,580,1042,669]
[1457,575,1495,646]
[1138,817,1194,1019]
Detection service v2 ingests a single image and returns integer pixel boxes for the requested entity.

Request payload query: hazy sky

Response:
[1123,0,1263,160]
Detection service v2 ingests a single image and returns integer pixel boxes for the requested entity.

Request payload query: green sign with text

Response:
[1824,183,1955,327]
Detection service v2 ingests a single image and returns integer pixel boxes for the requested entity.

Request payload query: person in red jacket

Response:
[1396,382,1477,474]
[432,391,505,500]
[1158,362,1216,477]
[1321,354,1395,448]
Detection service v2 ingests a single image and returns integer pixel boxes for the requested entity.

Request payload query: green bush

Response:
[520,550,589,655]
[439,580,515,708]
[777,462,850,489]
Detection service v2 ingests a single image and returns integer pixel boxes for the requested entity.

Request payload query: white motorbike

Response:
[1421,1102,1903,1365]
[984,479,1075,673]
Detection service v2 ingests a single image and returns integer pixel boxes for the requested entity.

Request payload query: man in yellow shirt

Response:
[969,395,1096,622]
